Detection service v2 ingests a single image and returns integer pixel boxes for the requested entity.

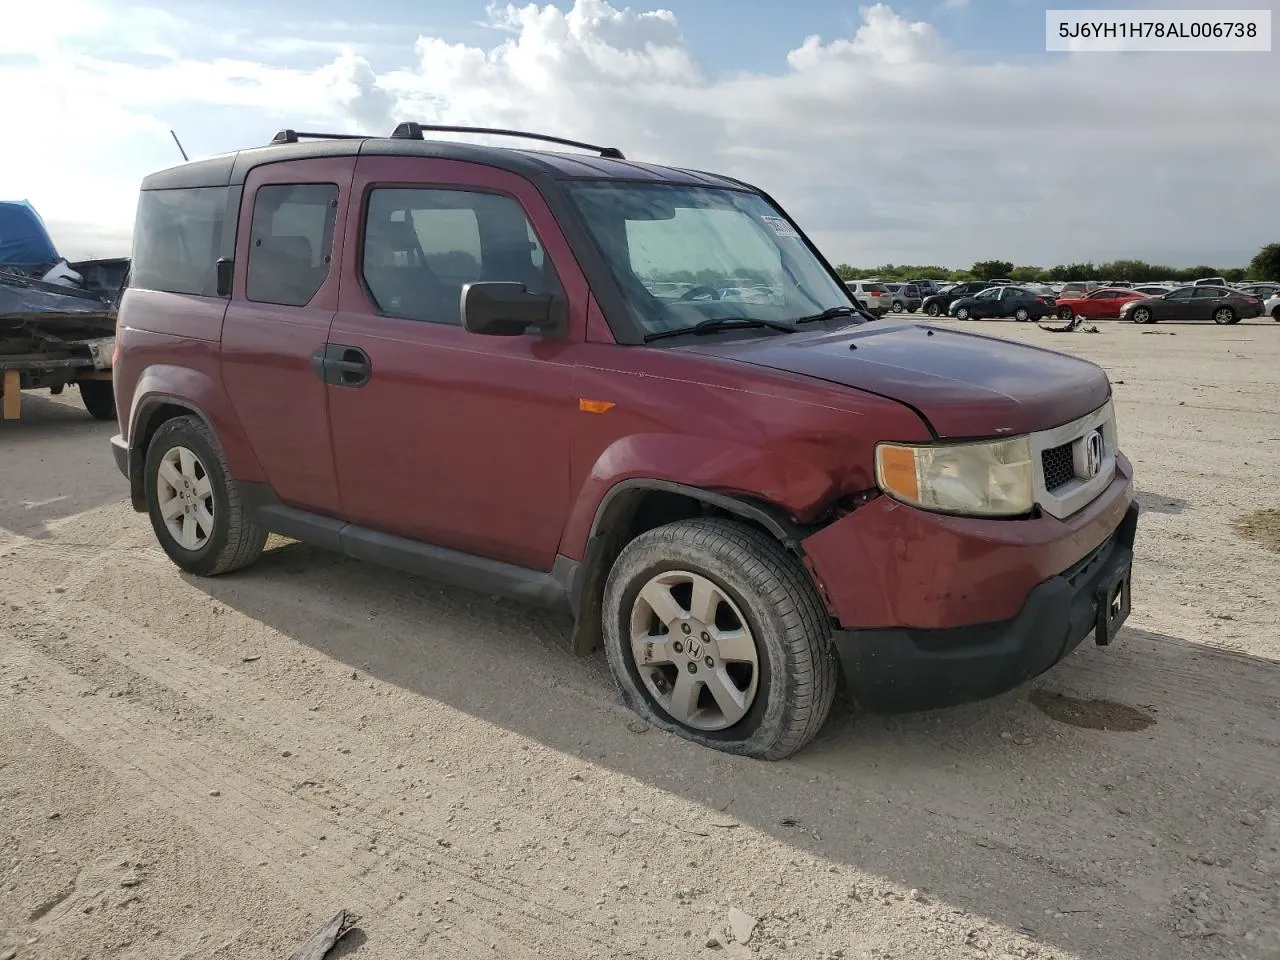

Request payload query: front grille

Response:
[1041,443,1075,491]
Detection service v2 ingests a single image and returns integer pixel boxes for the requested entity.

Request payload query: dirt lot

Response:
[2,317,1277,960]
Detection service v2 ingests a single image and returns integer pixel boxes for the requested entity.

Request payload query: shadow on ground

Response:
[0,394,118,539]
[1135,490,1190,515]
[188,539,1280,959]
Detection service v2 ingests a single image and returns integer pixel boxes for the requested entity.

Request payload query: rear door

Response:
[220,158,354,515]
[324,156,584,571]
[1192,285,1227,320]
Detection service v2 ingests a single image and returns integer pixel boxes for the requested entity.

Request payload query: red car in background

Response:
[1053,288,1146,322]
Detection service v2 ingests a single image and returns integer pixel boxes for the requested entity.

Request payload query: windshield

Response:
[568,182,854,337]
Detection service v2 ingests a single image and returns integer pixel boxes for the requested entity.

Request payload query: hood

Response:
[677,321,1111,438]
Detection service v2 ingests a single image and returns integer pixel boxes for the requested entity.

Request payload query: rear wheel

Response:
[1272,306,1280,321]
[1212,307,1235,325]
[892,301,905,313]
[1014,307,1030,322]
[1057,306,1074,322]
[144,415,267,576]
[79,379,115,421]
[602,518,837,760]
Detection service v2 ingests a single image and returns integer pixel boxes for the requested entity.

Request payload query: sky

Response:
[1,0,1275,268]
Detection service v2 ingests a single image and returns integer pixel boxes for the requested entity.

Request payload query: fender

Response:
[126,364,265,507]
[559,432,854,563]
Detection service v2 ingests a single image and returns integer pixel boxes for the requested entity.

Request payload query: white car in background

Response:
[1264,293,1280,320]
[845,280,893,315]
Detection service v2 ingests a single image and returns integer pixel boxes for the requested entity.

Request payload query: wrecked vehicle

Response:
[0,200,127,421]
[110,125,1138,760]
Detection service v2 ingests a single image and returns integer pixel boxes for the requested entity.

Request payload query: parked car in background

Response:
[1239,282,1279,301]
[1263,294,1280,320]
[988,278,1013,286]
[1130,284,1174,297]
[1119,286,1262,325]
[920,280,992,316]
[884,283,922,314]
[1053,287,1147,322]
[845,281,894,315]
[909,279,939,297]
[949,285,1054,322]
[1193,276,1228,287]
[1057,281,1101,299]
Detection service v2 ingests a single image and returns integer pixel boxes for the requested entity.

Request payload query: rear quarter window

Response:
[130,187,230,297]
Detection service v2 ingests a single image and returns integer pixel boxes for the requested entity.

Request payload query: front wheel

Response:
[1131,307,1154,324]
[1272,306,1280,321]
[144,415,267,576]
[602,518,838,760]
[924,302,941,317]
[892,302,905,313]
[955,307,971,320]
[78,379,116,421]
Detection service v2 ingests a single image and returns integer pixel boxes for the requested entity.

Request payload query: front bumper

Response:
[110,433,129,479]
[831,500,1139,712]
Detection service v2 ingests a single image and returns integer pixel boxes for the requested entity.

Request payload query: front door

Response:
[324,156,585,572]
[220,157,355,515]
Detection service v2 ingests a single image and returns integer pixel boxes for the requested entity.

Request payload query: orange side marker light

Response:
[579,399,615,414]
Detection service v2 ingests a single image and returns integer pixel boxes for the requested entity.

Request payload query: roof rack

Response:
[270,129,367,145]
[389,122,625,159]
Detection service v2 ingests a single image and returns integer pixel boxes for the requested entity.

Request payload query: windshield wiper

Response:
[643,316,798,343]
[794,306,866,324]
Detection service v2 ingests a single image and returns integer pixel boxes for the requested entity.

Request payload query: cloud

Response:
[2,0,1277,269]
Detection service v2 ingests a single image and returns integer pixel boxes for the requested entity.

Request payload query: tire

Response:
[1014,307,1030,322]
[1272,306,1280,321]
[907,307,917,314]
[1212,307,1235,325]
[144,415,267,576]
[924,302,941,317]
[892,301,905,313]
[955,307,971,320]
[79,379,116,421]
[602,518,838,761]
[1057,306,1074,322]
[1131,307,1154,324]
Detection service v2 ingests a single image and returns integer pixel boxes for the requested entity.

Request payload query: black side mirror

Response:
[216,258,234,298]
[461,282,563,337]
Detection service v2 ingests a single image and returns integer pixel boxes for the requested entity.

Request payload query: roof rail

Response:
[389,122,625,160]
[270,129,367,145]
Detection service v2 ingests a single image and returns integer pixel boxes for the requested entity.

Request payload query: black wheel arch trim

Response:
[123,394,220,512]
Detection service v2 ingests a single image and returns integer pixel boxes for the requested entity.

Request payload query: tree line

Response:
[834,244,1280,285]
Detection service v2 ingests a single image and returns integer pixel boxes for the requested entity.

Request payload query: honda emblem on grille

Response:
[1083,430,1104,479]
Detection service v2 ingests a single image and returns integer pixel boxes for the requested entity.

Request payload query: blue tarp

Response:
[0,200,60,267]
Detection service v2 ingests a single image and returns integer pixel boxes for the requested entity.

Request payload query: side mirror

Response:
[215,258,234,298]
[461,282,563,337]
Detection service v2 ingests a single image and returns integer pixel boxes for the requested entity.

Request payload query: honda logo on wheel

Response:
[1083,430,1104,479]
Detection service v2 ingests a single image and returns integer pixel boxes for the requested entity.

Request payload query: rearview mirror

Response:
[461,282,563,337]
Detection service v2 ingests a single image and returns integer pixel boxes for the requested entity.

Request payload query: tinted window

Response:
[864,283,889,293]
[362,188,557,325]
[131,187,228,296]
[246,184,338,307]
[1193,286,1227,299]
[904,284,919,296]
[1167,287,1195,299]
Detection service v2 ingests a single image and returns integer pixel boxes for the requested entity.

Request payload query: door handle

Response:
[312,344,372,387]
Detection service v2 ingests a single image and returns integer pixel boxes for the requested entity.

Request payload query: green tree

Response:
[1098,259,1151,282]
[971,260,1014,280]
[1010,265,1045,282]
[1247,244,1280,281]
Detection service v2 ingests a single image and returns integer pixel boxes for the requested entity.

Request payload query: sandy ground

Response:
[1,317,1277,960]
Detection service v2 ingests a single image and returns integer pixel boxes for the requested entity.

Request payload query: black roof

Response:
[139,134,753,193]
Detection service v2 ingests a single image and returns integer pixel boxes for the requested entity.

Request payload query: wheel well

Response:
[566,485,811,657]
[126,401,200,509]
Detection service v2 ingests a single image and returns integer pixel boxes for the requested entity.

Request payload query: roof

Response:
[139,134,753,193]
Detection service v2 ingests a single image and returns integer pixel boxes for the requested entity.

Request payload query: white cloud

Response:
[1,0,1276,269]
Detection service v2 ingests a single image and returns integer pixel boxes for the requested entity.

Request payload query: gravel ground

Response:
[1,317,1277,960]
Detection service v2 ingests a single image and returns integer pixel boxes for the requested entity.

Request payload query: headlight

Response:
[875,436,1034,517]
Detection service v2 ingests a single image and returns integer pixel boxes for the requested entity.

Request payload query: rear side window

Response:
[246,184,338,307]
[361,187,557,325]
[131,187,228,296]
[864,283,888,293]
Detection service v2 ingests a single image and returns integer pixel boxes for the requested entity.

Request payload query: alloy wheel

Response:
[156,446,215,551]
[628,569,759,731]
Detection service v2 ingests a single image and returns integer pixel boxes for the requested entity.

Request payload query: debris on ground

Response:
[1038,315,1098,333]
[288,910,358,960]
[728,907,757,944]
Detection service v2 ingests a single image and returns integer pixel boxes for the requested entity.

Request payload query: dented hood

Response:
[679,321,1112,438]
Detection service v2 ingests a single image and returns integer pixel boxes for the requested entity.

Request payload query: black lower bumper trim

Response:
[833,501,1139,713]
[109,434,129,479]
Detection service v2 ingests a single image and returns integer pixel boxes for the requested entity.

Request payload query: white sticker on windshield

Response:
[762,216,800,239]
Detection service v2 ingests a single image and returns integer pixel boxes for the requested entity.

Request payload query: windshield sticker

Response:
[762,216,800,239]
